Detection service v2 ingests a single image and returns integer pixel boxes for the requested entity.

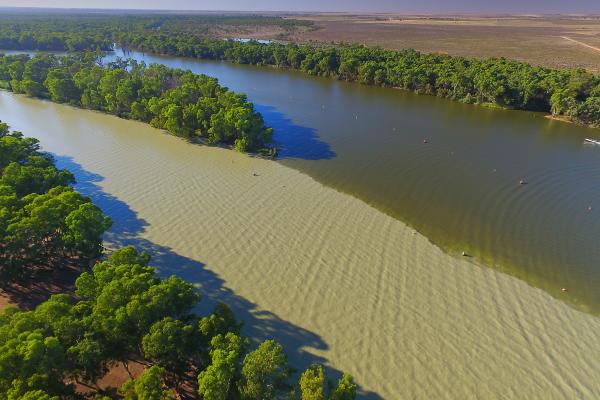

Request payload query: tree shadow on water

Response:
[54,155,382,399]
[255,104,336,161]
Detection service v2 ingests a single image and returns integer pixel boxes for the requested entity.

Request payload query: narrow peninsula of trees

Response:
[0,53,275,154]
[0,122,356,399]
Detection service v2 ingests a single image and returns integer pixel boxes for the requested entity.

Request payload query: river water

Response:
[105,49,600,313]
[3,46,598,311]
[2,50,600,398]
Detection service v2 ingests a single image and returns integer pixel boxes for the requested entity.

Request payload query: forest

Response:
[0,13,113,51]
[0,13,312,50]
[0,13,597,128]
[115,36,600,128]
[0,122,356,399]
[0,53,275,154]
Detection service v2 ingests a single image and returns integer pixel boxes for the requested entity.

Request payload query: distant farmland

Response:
[280,14,600,72]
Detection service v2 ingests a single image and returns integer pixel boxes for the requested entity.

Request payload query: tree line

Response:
[114,35,600,129]
[0,122,111,281]
[0,14,114,51]
[0,53,275,154]
[0,13,312,51]
[0,13,597,128]
[0,122,356,399]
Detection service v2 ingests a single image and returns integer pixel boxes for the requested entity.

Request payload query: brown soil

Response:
[70,359,147,398]
[72,359,199,399]
[196,23,314,41]
[275,14,600,72]
[0,260,91,312]
[561,35,600,53]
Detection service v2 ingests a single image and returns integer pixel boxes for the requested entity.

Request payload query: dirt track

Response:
[561,36,600,53]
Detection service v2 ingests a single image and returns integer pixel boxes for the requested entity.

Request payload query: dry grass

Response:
[276,14,600,72]
[192,22,315,41]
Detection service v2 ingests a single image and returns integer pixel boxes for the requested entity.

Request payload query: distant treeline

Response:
[0,31,111,52]
[0,53,274,153]
[0,123,356,399]
[0,14,114,51]
[0,13,313,51]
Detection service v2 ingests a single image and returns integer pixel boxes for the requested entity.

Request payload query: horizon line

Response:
[0,6,598,17]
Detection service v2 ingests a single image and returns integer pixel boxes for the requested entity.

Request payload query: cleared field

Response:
[187,23,315,41]
[280,15,600,71]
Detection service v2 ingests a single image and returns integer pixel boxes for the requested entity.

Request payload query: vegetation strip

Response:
[0,52,276,154]
[116,36,600,129]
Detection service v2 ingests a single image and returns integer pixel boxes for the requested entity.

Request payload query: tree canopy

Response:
[114,36,600,128]
[0,125,111,281]
[0,13,311,51]
[0,53,275,154]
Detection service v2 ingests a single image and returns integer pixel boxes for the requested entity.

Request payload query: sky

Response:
[0,0,599,14]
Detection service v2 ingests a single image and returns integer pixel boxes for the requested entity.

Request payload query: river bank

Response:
[1,92,599,399]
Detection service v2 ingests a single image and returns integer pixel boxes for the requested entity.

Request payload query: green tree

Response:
[66,336,108,383]
[63,202,112,259]
[198,302,241,345]
[0,330,69,398]
[141,317,197,376]
[12,390,59,400]
[74,247,200,372]
[197,333,246,400]
[238,339,291,400]
[121,366,173,400]
[1,186,109,281]
[45,69,80,103]
[299,364,324,400]
[329,374,356,400]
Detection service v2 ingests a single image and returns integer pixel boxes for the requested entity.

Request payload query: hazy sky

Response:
[0,0,598,14]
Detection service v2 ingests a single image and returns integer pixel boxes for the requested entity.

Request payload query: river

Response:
[106,49,600,313]
[1,50,600,398]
